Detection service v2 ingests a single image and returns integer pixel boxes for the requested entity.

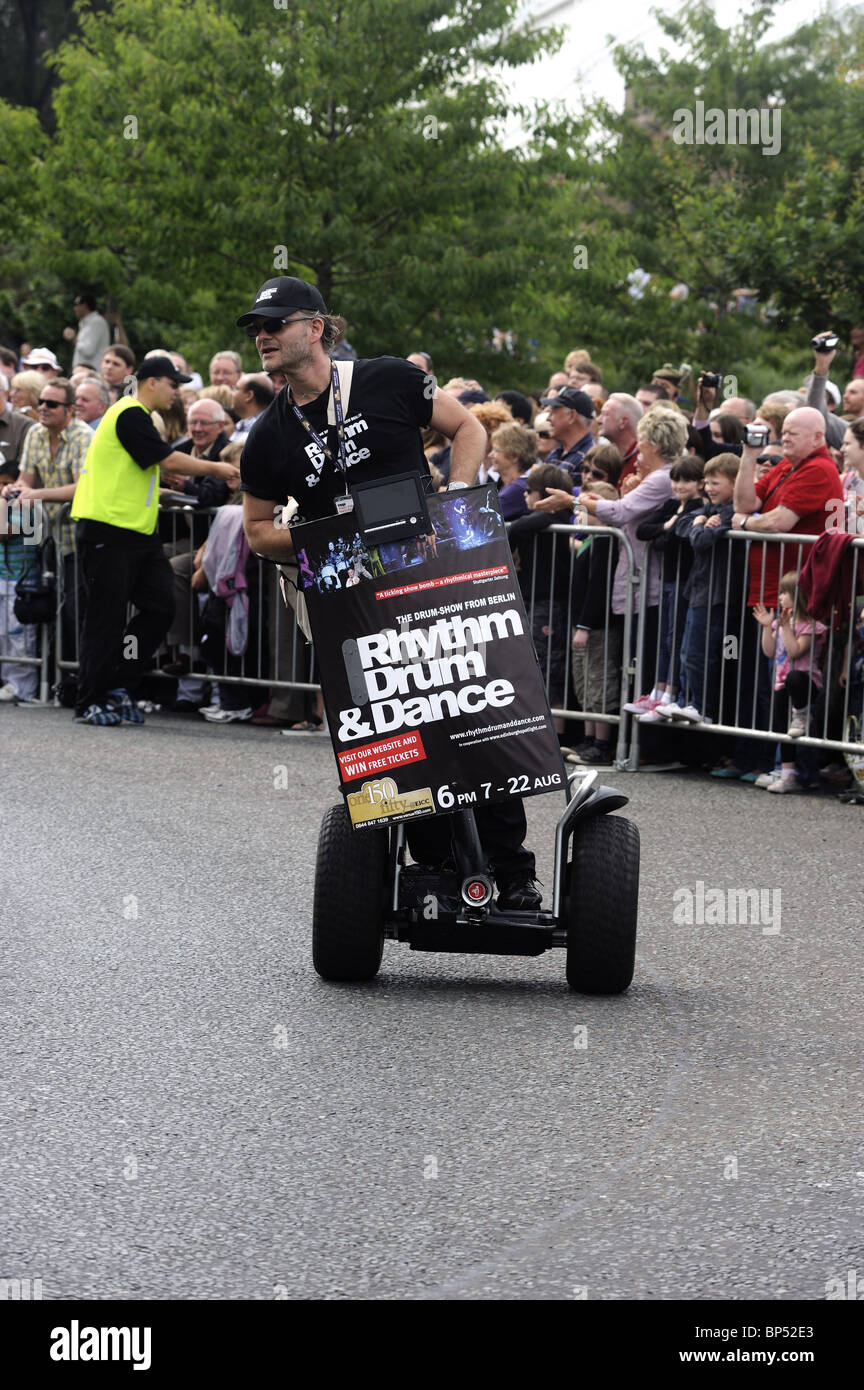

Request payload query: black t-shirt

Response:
[115,404,175,471]
[240,356,435,519]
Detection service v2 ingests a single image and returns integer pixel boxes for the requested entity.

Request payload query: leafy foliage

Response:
[1,0,862,394]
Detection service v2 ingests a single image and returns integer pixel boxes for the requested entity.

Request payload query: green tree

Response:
[566,1,864,391]
[0,0,114,129]
[23,0,592,378]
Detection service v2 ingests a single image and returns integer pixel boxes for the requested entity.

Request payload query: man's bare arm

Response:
[734,443,761,513]
[738,505,800,533]
[429,391,486,485]
[243,491,296,562]
[16,481,77,502]
[161,451,238,483]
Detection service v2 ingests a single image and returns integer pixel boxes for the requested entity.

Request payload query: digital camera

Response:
[744,423,771,448]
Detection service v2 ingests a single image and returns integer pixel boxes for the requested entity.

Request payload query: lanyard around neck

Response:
[288,365,348,476]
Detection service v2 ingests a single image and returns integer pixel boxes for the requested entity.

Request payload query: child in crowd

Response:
[509,463,574,732]
[569,482,620,763]
[0,461,40,703]
[753,570,828,794]
[625,456,704,720]
[661,452,743,724]
[580,442,624,495]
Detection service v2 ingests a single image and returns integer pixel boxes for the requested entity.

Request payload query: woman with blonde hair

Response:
[470,400,513,483]
[564,349,592,376]
[10,370,43,420]
[489,421,537,519]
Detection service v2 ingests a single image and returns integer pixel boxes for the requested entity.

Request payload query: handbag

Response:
[13,532,58,625]
[14,568,56,625]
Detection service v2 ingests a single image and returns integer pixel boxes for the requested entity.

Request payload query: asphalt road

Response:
[2,704,862,1302]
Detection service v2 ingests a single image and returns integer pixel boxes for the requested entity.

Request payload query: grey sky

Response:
[505,0,828,117]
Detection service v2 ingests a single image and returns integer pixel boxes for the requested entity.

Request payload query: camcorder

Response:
[699,371,721,389]
[812,333,839,352]
[744,423,771,448]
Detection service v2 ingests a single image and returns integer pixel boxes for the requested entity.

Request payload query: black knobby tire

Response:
[566,815,640,994]
[312,803,388,982]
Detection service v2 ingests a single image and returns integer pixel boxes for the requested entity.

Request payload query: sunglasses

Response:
[582,467,607,480]
[242,313,316,340]
[756,453,782,465]
[34,364,58,372]
[38,398,66,408]
[537,430,552,439]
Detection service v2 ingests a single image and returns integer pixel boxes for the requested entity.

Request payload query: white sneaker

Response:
[675,704,703,723]
[754,772,778,788]
[657,701,683,719]
[0,683,18,702]
[788,712,807,738]
[200,706,253,723]
[766,775,803,794]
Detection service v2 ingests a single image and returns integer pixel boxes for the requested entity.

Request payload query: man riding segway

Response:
[238,276,542,909]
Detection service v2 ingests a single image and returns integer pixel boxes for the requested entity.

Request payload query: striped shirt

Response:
[20,419,92,556]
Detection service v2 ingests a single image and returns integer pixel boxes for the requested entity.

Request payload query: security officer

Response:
[71,355,239,726]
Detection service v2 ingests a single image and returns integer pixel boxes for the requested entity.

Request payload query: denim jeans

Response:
[680,603,724,717]
[657,580,687,689]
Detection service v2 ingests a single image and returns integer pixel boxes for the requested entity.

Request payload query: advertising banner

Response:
[290,484,567,829]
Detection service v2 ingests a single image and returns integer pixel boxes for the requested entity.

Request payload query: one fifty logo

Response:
[673,881,781,935]
[50,1321,151,1371]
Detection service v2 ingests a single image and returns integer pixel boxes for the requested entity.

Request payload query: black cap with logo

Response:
[236,277,328,328]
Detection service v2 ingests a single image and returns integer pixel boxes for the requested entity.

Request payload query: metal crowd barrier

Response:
[6,505,863,775]
[521,522,637,766]
[629,531,864,769]
[53,504,321,712]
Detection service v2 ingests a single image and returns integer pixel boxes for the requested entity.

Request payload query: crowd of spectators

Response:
[1,296,863,795]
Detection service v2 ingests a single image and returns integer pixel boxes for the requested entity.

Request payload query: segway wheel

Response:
[312,803,388,982]
[566,815,639,994]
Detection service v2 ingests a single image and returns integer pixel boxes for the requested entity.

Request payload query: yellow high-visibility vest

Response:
[71,396,161,534]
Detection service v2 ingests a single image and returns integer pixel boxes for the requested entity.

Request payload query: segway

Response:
[312,767,639,993]
[287,476,640,994]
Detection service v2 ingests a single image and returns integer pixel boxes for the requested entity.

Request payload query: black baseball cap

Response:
[538,385,595,418]
[136,354,192,385]
[236,276,328,328]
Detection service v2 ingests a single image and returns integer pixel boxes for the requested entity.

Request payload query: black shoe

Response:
[565,737,594,764]
[576,739,615,765]
[497,878,543,911]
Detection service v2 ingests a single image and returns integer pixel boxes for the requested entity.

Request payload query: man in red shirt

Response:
[717,408,843,779]
[733,407,843,606]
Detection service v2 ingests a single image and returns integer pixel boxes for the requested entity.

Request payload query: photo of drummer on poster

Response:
[294,484,506,595]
